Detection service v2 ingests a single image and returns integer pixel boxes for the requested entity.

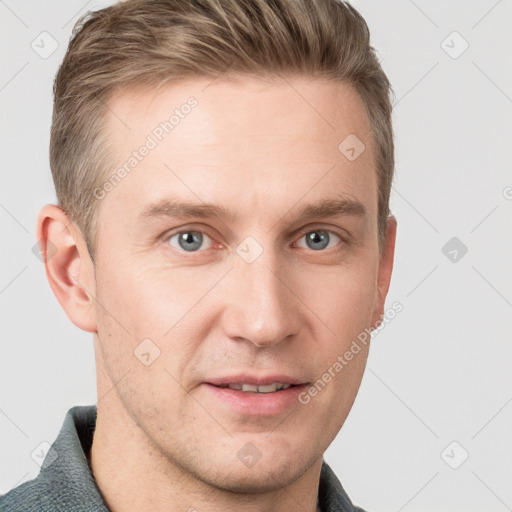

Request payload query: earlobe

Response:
[371,215,397,328]
[36,204,98,333]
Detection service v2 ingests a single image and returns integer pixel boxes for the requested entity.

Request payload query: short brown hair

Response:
[51,0,394,259]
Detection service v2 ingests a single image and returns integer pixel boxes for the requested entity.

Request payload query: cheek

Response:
[299,258,378,343]
[96,256,223,334]
[93,259,231,381]
[92,261,195,415]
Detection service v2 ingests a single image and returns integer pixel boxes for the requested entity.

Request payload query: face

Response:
[90,75,394,492]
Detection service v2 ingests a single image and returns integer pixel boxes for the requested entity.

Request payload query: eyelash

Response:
[163,225,347,254]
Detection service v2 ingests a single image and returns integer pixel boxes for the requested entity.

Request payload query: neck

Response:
[89,386,323,512]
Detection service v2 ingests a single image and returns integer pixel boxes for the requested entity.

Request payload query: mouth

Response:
[202,375,309,416]
[214,382,294,393]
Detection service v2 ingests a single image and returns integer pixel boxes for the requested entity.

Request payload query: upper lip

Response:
[205,374,308,387]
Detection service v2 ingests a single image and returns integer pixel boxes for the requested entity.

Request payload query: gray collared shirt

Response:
[1,405,367,511]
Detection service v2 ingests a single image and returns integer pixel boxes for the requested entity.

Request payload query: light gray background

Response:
[1,1,511,510]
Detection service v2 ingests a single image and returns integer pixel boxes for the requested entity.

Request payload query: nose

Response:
[222,250,300,348]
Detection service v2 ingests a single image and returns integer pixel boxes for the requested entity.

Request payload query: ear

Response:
[36,204,97,332]
[370,215,397,328]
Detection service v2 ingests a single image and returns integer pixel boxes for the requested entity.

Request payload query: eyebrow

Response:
[295,197,367,221]
[138,196,367,224]
[139,200,239,223]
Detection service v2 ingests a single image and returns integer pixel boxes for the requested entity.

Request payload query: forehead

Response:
[100,75,377,227]
[107,74,373,149]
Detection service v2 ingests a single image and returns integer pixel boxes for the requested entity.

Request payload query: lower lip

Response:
[202,383,307,416]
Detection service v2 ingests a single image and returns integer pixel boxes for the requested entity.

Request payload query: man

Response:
[1,0,396,510]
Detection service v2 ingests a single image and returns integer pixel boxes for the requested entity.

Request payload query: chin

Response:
[201,449,315,494]
[212,465,303,494]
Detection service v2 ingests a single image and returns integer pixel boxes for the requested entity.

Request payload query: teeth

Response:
[225,383,292,393]
[257,384,279,393]
[241,384,259,393]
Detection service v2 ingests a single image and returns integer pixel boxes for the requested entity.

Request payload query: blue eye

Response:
[297,230,341,251]
[167,231,212,252]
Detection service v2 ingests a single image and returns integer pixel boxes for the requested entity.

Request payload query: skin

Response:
[37,75,396,512]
